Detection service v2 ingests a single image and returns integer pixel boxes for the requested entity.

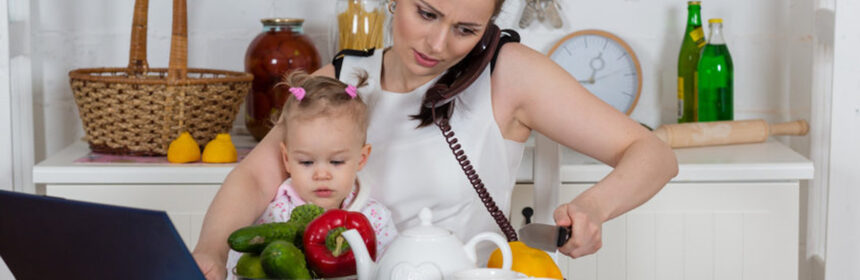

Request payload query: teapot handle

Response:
[463,232,512,270]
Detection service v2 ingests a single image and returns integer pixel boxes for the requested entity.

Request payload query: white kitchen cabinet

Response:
[34,135,811,280]
[32,137,248,250]
[31,134,536,251]
[510,140,812,280]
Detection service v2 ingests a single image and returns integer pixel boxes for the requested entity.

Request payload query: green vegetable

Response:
[325,227,350,257]
[290,204,326,245]
[235,253,267,279]
[290,204,325,228]
[260,240,312,279]
[228,222,301,253]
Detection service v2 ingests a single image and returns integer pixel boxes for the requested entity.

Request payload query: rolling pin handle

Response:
[769,120,809,136]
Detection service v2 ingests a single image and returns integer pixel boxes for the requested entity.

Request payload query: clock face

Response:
[548,30,642,115]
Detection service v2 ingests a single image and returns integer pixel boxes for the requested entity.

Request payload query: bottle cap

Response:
[688,1,701,5]
[709,18,723,24]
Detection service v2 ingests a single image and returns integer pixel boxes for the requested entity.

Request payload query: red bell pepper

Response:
[303,209,376,278]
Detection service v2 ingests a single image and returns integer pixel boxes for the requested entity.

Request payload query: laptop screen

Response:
[0,190,205,280]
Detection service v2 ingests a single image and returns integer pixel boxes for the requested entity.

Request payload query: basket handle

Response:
[127,0,149,76]
[167,0,188,84]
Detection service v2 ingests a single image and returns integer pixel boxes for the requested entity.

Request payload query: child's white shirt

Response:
[226,178,397,279]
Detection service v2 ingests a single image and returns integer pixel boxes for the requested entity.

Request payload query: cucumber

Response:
[228,222,301,253]
[260,240,311,279]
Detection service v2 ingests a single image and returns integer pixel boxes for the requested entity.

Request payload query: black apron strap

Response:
[332,48,376,79]
[491,29,521,73]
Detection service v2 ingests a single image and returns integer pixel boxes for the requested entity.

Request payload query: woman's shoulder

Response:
[493,42,555,74]
[312,64,336,78]
[488,42,568,141]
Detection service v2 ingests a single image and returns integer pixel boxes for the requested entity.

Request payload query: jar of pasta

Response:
[334,0,387,53]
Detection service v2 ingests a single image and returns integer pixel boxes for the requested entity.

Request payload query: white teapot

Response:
[342,207,513,280]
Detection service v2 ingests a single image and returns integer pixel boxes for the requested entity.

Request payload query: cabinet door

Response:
[511,182,799,280]
[45,184,220,250]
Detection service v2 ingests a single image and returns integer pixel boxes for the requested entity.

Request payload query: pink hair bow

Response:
[345,85,357,99]
[289,87,306,101]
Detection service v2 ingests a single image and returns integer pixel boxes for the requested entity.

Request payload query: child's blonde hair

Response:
[275,70,370,143]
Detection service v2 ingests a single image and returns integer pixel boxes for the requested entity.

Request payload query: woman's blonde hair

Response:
[275,70,370,143]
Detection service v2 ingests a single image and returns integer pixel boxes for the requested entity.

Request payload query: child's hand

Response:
[192,251,227,280]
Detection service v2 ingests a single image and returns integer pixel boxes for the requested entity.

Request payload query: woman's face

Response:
[390,0,496,77]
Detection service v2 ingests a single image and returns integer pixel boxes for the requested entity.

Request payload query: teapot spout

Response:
[342,229,376,280]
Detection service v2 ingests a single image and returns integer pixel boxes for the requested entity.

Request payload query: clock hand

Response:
[579,69,596,84]
[580,52,605,84]
[593,69,624,82]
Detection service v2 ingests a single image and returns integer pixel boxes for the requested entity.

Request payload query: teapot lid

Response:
[401,208,451,238]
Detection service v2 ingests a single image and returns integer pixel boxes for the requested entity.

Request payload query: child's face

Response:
[280,113,371,210]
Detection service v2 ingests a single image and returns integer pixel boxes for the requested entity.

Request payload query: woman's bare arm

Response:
[192,64,336,279]
[192,124,287,277]
[492,43,679,257]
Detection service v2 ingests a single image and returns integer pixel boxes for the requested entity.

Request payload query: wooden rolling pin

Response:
[654,119,809,148]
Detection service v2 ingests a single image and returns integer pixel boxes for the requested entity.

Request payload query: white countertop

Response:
[34,136,812,185]
[560,139,814,183]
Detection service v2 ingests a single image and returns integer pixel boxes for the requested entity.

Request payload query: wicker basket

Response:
[69,0,253,156]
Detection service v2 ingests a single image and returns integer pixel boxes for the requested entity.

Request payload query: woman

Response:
[193,0,678,278]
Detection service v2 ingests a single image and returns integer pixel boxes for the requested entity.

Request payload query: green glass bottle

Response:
[677,1,705,123]
[697,18,733,122]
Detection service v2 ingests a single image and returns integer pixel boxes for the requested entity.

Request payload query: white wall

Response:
[1,0,12,191]
[509,0,813,128]
[33,0,813,160]
[824,0,860,278]
[31,0,339,161]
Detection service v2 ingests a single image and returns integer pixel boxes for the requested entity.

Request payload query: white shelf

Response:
[33,134,538,185]
[33,137,812,185]
[558,140,813,183]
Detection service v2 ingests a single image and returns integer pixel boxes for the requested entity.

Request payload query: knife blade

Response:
[517,223,571,252]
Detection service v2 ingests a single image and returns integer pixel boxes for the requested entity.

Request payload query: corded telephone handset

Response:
[334,24,521,241]
[426,23,520,242]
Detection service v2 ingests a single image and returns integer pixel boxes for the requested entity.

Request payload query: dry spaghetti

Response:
[337,0,385,51]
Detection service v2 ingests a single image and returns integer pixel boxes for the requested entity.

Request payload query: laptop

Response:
[0,190,206,280]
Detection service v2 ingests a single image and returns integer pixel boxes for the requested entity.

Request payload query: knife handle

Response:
[557,226,571,247]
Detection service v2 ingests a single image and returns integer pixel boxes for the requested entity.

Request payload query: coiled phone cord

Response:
[435,118,518,242]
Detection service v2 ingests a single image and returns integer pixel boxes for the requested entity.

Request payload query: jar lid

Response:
[261,18,304,26]
[401,208,451,238]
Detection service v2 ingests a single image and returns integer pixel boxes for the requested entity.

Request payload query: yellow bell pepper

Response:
[488,241,563,279]
[201,133,238,163]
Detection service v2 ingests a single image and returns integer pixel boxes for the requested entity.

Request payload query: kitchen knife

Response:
[518,223,571,252]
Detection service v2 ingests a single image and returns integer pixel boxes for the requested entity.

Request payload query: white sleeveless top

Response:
[339,50,525,259]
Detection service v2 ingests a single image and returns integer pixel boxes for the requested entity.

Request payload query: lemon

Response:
[236,253,267,279]
[488,241,563,279]
[167,132,201,163]
[202,133,238,163]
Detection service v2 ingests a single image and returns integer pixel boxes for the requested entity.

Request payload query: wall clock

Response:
[547,29,642,115]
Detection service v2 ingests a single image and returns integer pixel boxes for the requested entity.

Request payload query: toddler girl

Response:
[226,71,397,278]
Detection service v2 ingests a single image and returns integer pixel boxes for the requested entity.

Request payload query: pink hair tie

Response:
[289,87,306,100]
[345,85,357,99]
